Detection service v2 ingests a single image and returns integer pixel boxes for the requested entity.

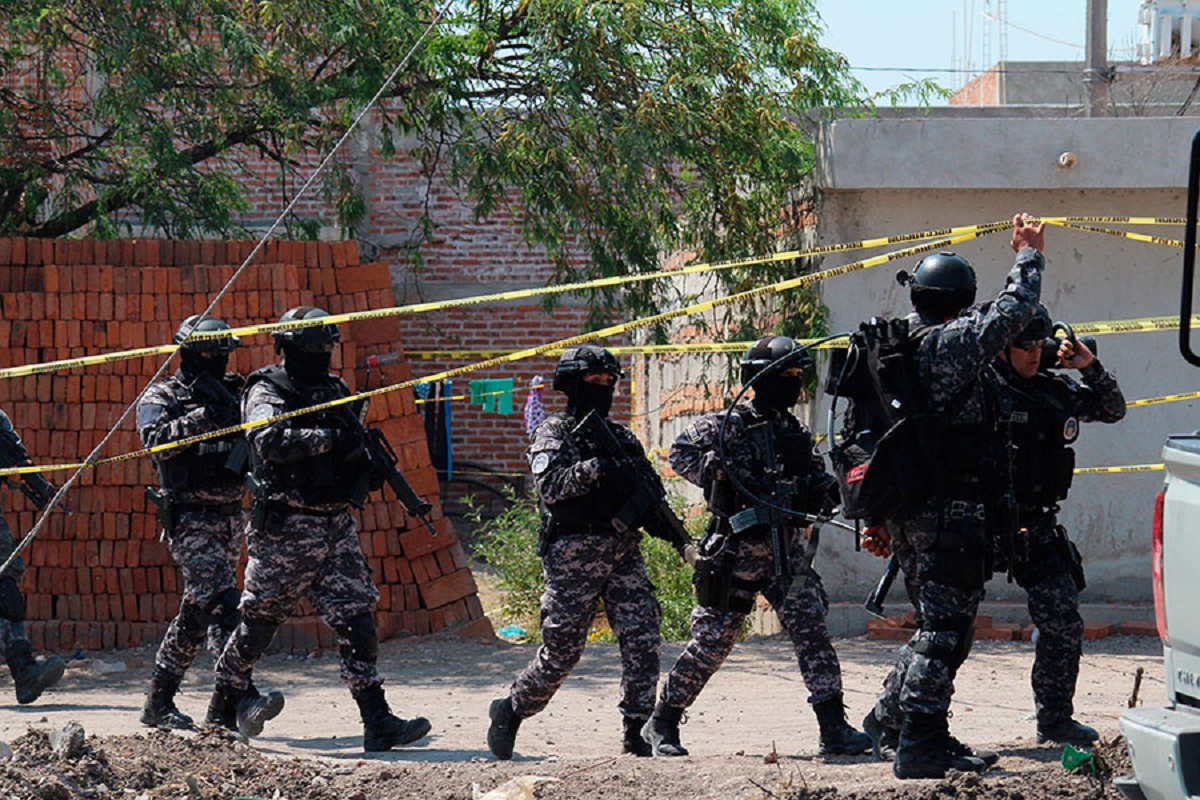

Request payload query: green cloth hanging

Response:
[469,379,515,414]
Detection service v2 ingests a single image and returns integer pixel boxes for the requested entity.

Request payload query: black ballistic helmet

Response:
[739,336,810,385]
[174,314,241,354]
[272,306,340,354]
[898,251,977,317]
[552,345,622,391]
[1013,304,1053,349]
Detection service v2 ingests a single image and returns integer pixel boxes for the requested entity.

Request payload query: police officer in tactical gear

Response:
[488,344,669,760]
[138,315,263,729]
[643,336,870,758]
[994,305,1125,747]
[208,306,430,751]
[0,413,65,705]
[859,214,1049,779]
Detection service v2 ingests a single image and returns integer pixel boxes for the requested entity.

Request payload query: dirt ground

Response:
[0,631,1160,799]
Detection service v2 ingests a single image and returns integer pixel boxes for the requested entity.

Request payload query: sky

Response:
[816,1,1148,100]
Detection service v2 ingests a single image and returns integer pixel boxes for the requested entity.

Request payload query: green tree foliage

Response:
[0,0,867,319]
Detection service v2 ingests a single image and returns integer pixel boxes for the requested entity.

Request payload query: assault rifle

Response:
[572,410,697,565]
[0,428,70,514]
[740,420,796,589]
[338,404,436,537]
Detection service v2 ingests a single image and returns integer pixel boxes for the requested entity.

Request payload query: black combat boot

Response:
[862,709,899,761]
[1037,718,1099,747]
[5,639,65,705]
[813,694,872,756]
[641,702,688,756]
[622,716,653,756]
[354,683,431,752]
[893,712,987,779]
[236,682,285,738]
[140,666,195,729]
[945,729,1000,767]
[487,696,522,760]
[205,683,243,732]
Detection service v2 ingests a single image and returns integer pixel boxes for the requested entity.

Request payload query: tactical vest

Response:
[155,375,247,494]
[246,365,369,506]
[542,413,623,529]
[705,404,819,522]
[996,373,1077,510]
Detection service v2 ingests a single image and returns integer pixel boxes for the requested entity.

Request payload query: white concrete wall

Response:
[812,115,1200,604]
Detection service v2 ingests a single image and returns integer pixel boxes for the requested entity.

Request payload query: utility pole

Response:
[1085,0,1110,116]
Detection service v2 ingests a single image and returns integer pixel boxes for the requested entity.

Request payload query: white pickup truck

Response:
[1115,436,1200,800]
[1115,133,1200,800]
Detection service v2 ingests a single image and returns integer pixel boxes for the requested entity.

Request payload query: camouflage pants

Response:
[154,509,244,676]
[874,497,987,727]
[661,531,843,710]
[215,509,381,694]
[1015,519,1084,726]
[510,530,661,721]
[0,514,26,652]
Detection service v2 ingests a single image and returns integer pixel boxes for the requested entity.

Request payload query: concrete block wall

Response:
[0,237,491,656]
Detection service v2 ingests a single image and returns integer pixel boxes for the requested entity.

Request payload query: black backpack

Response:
[824,317,938,520]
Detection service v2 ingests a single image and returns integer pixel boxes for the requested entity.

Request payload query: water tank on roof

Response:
[1140,0,1200,63]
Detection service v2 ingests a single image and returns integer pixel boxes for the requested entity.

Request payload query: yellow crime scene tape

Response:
[1043,216,1188,225]
[1075,464,1165,474]
[0,229,994,476]
[1043,219,1195,250]
[3,217,1193,478]
[414,388,513,404]
[0,220,1011,380]
[408,312,1200,360]
[7,229,1199,477]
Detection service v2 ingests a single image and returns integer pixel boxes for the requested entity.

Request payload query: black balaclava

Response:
[565,379,615,418]
[180,351,229,381]
[283,346,332,383]
[752,373,803,412]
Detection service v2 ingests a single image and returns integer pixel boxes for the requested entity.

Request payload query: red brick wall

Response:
[361,145,628,496]
[0,237,491,656]
[950,67,1001,105]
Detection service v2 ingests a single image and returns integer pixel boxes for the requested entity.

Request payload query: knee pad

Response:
[178,600,213,642]
[0,578,24,623]
[912,619,973,667]
[233,615,279,662]
[337,613,378,664]
[206,588,242,636]
[911,629,961,663]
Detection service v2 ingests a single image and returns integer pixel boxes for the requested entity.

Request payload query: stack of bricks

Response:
[0,237,492,655]
[866,611,1156,642]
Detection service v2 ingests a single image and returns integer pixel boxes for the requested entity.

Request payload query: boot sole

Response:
[819,733,873,757]
[639,718,688,757]
[16,658,66,705]
[238,692,285,738]
[894,756,988,779]
[365,717,432,752]
[1037,734,1098,747]
[140,709,196,730]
